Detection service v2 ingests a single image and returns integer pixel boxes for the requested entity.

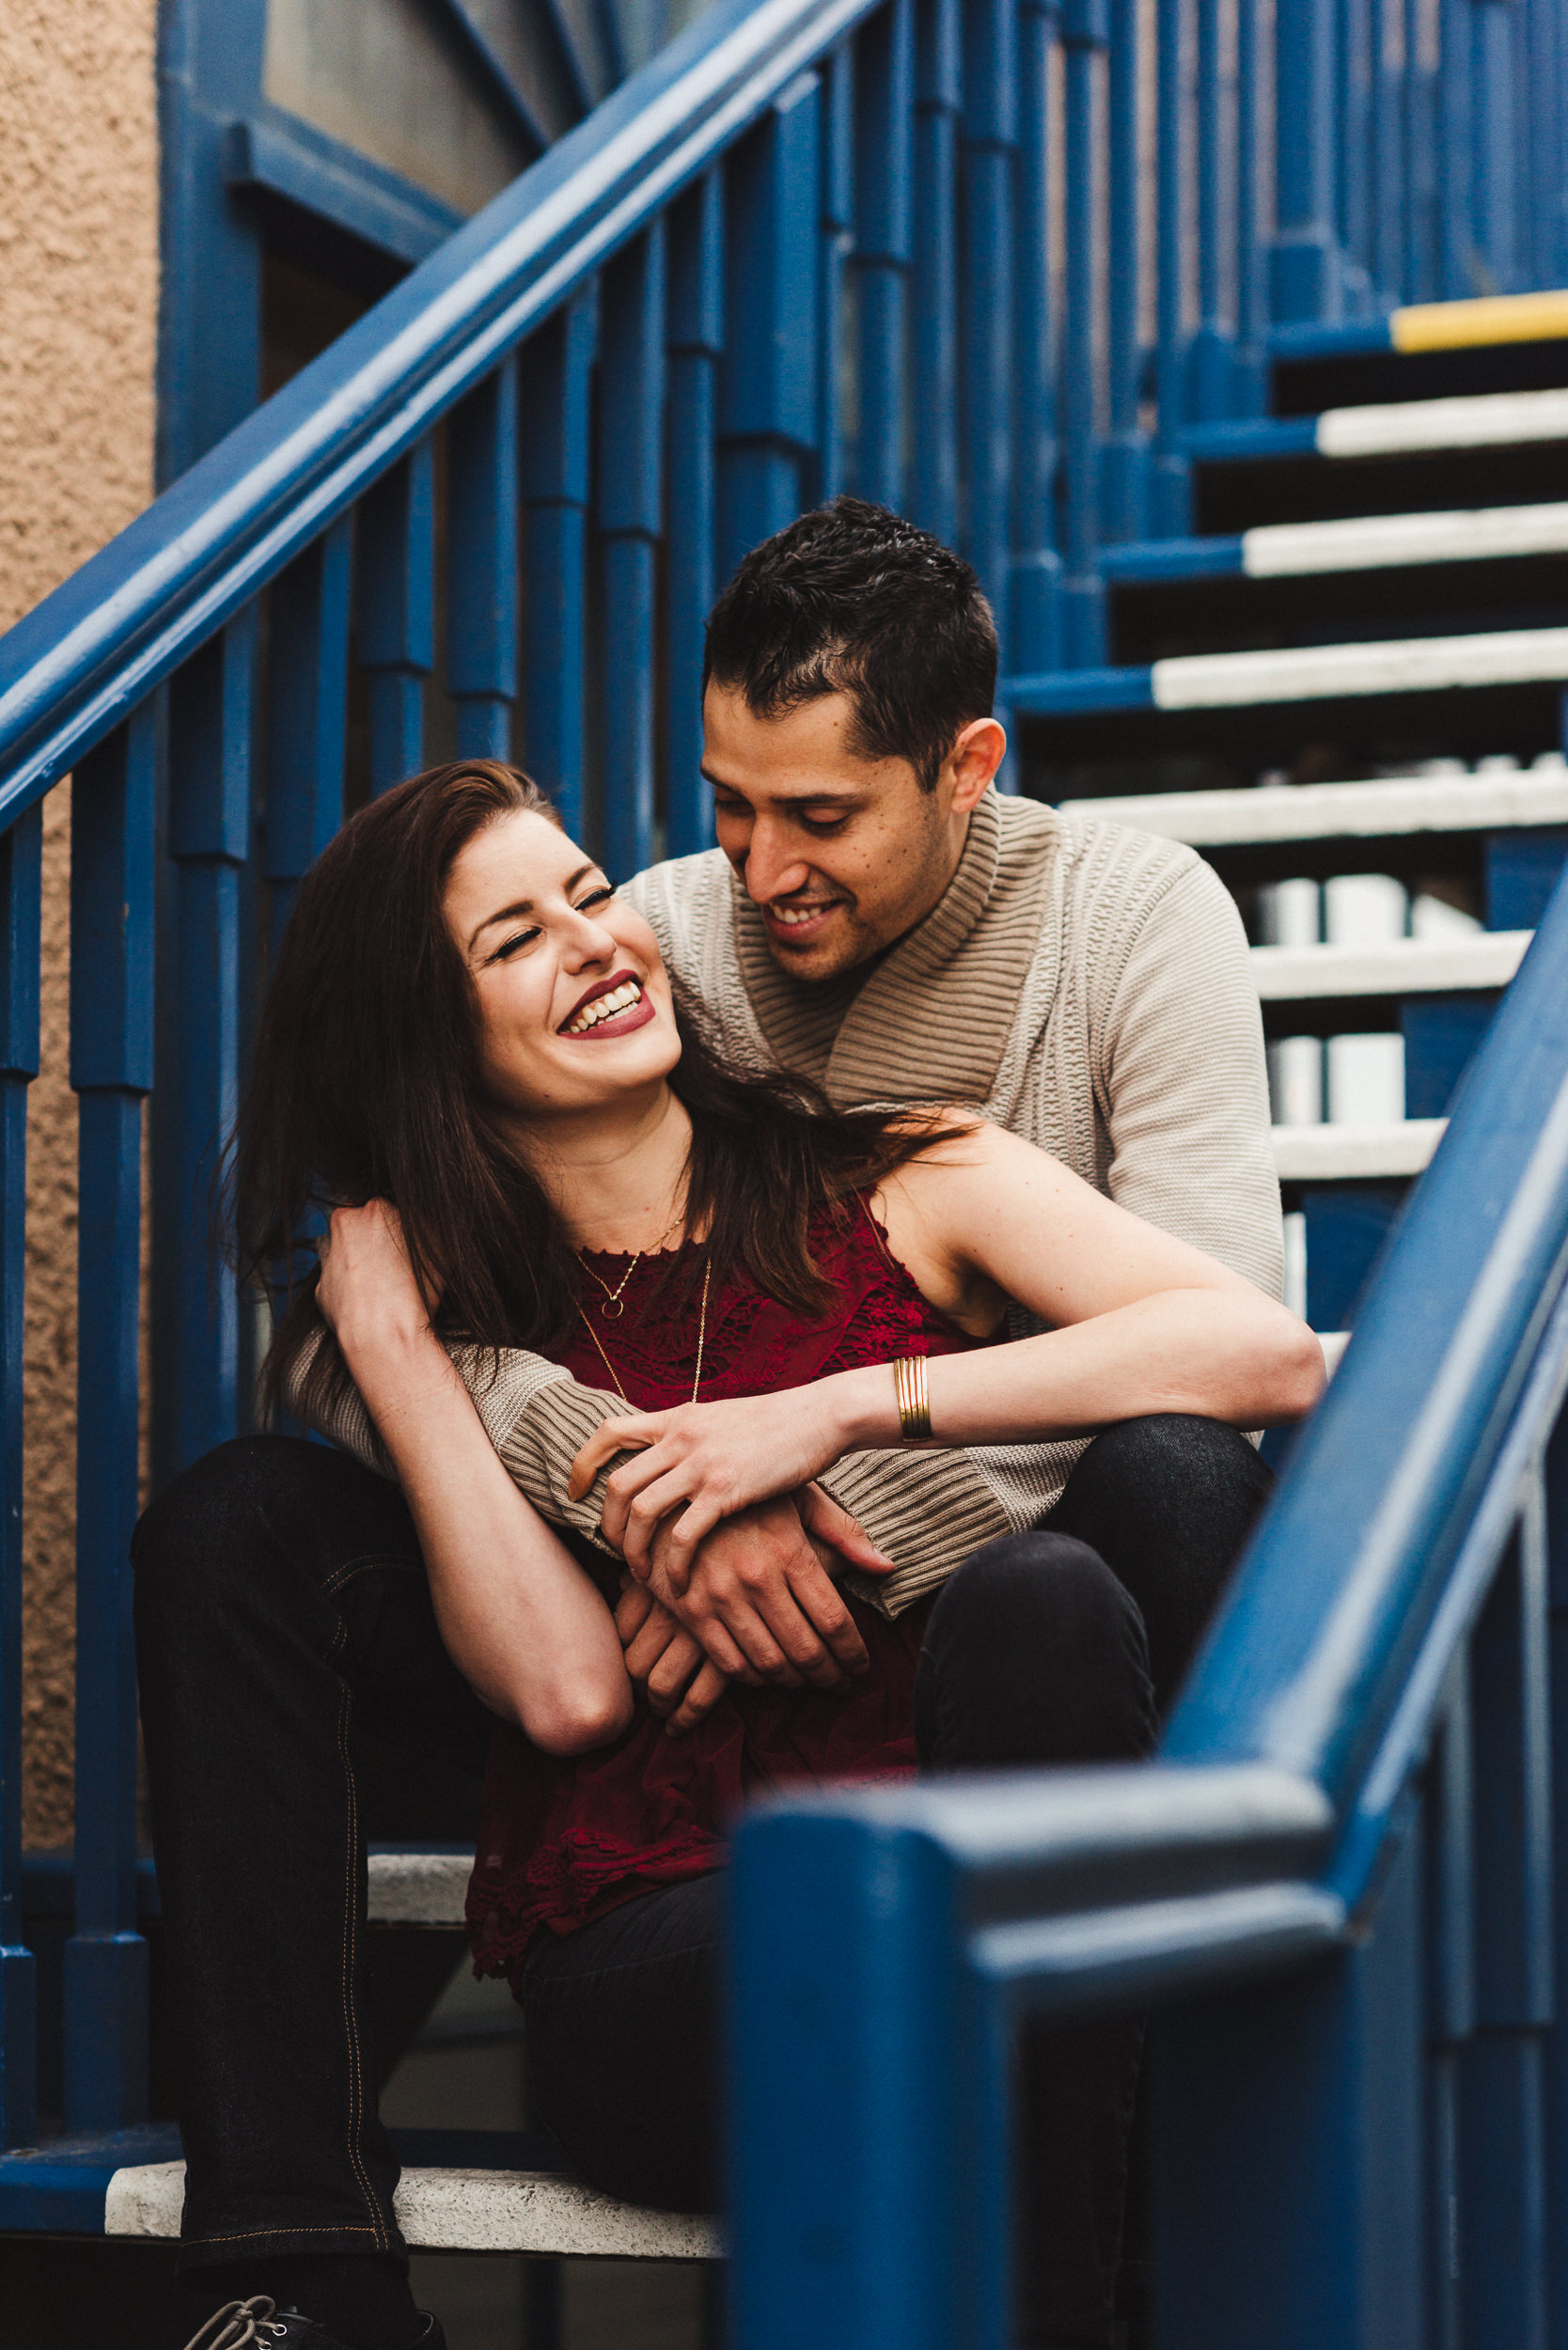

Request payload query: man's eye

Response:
[799,812,851,837]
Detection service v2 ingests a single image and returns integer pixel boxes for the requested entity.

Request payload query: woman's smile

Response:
[559,969,656,1040]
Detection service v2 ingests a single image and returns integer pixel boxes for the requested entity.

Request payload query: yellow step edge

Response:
[1390,289,1568,352]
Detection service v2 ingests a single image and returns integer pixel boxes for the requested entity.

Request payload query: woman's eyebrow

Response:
[468,865,598,951]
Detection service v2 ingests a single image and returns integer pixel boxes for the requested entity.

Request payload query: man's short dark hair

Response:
[701,497,997,791]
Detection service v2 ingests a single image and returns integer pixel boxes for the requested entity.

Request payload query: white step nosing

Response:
[104,2158,722,2261]
[1316,385,1568,459]
[368,1849,471,1927]
[1241,500,1568,577]
[1059,770,1568,847]
[1152,626,1568,711]
[1271,1119,1446,1180]
[1250,932,1529,998]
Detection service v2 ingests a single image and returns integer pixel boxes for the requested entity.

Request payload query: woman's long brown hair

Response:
[232,760,946,1425]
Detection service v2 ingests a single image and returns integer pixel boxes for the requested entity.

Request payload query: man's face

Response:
[701,684,1002,982]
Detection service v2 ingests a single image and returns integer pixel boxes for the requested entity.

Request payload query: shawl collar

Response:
[732,790,1059,1108]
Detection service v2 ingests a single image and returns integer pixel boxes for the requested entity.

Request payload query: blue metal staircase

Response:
[5,0,1568,2338]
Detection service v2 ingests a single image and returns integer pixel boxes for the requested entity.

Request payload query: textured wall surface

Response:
[0,2,160,1845]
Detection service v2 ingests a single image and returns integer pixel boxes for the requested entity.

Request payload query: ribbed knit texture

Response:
[302,792,1281,1617]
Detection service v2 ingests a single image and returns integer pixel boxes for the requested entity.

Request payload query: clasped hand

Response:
[569,1392,896,1731]
[569,1387,850,1582]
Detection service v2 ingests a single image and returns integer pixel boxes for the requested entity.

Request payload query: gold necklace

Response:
[575,1211,683,1320]
[578,1259,712,1407]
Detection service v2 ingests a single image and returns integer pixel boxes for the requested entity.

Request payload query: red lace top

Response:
[466,1198,993,1985]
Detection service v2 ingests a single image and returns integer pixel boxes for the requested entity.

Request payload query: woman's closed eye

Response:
[485,885,617,964]
[486,926,541,964]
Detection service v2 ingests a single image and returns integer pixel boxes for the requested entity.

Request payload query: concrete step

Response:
[105,2143,721,2260]
[1009,627,1568,719]
[1179,384,1568,469]
[1271,1119,1445,1181]
[1059,763,1568,847]
[368,1842,472,1927]
[1103,499,1568,588]
[1249,930,1529,1000]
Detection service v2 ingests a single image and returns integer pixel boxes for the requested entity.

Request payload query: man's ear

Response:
[947,716,1007,812]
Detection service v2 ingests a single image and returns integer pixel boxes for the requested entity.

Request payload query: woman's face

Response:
[444,808,680,1125]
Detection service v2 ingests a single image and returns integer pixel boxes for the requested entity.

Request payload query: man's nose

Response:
[742,824,814,904]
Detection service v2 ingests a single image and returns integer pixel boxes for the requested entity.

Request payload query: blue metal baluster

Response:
[1060,0,1109,666]
[164,610,253,1481]
[1543,1403,1568,2350]
[1272,0,1346,321]
[1459,1514,1552,2350]
[598,225,666,883]
[718,73,823,583]
[854,0,915,512]
[1150,1827,1427,2350]
[1522,0,1558,287]
[1233,0,1266,403]
[1371,0,1403,307]
[912,0,962,544]
[356,441,435,795]
[666,173,724,861]
[1191,0,1231,415]
[521,290,597,843]
[0,807,40,2151]
[1424,1668,1475,2350]
[1403,0,1436,302]
[64,706,157,2132]
[265,519,352,962]
[447,359,519,761]
[1436,0,1472,297]
[1013,0,1064,672]
[1103,0,1151,540]
[961,0,1020,644]
[819,44,855,502]
[1471,0,1519,293]
[1338,0,1374,308]
[1153,0,1193,531]
[729,1810,974,2350]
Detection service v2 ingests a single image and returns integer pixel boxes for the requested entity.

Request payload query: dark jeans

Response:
[133,1414,1269,2343]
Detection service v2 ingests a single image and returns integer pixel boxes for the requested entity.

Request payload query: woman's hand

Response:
[568,1383,872,1580]
[316,1198,437,1364]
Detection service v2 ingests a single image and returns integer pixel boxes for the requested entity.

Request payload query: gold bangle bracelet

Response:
[893,1354,933,1442]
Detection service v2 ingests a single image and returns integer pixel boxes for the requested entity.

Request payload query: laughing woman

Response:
[139,760,1319,2350]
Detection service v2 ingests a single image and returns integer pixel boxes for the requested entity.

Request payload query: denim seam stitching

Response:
[182,2221,384,2248]
[336,1679,390,2252]
[321,1553,421,1598]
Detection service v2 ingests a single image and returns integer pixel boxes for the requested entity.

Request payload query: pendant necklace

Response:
[576,1209,682,1320]
[577,1258,713,1408]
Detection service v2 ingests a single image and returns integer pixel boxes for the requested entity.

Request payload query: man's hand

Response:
[634,1490,893,1692]
[615,1580,731,1733]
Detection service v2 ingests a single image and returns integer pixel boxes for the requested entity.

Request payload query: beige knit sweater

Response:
[306,791,1281,1615]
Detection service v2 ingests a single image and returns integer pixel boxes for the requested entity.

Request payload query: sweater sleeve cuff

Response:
[819,1446,1015,1618]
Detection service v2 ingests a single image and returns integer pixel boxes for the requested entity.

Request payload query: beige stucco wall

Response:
[0,3,161,1845]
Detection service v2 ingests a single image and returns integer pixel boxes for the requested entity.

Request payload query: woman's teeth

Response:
[564,979,643,1035]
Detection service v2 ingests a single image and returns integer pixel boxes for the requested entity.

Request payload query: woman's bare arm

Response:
[572,1118,1323,1574]
[320,1200,633,1755]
